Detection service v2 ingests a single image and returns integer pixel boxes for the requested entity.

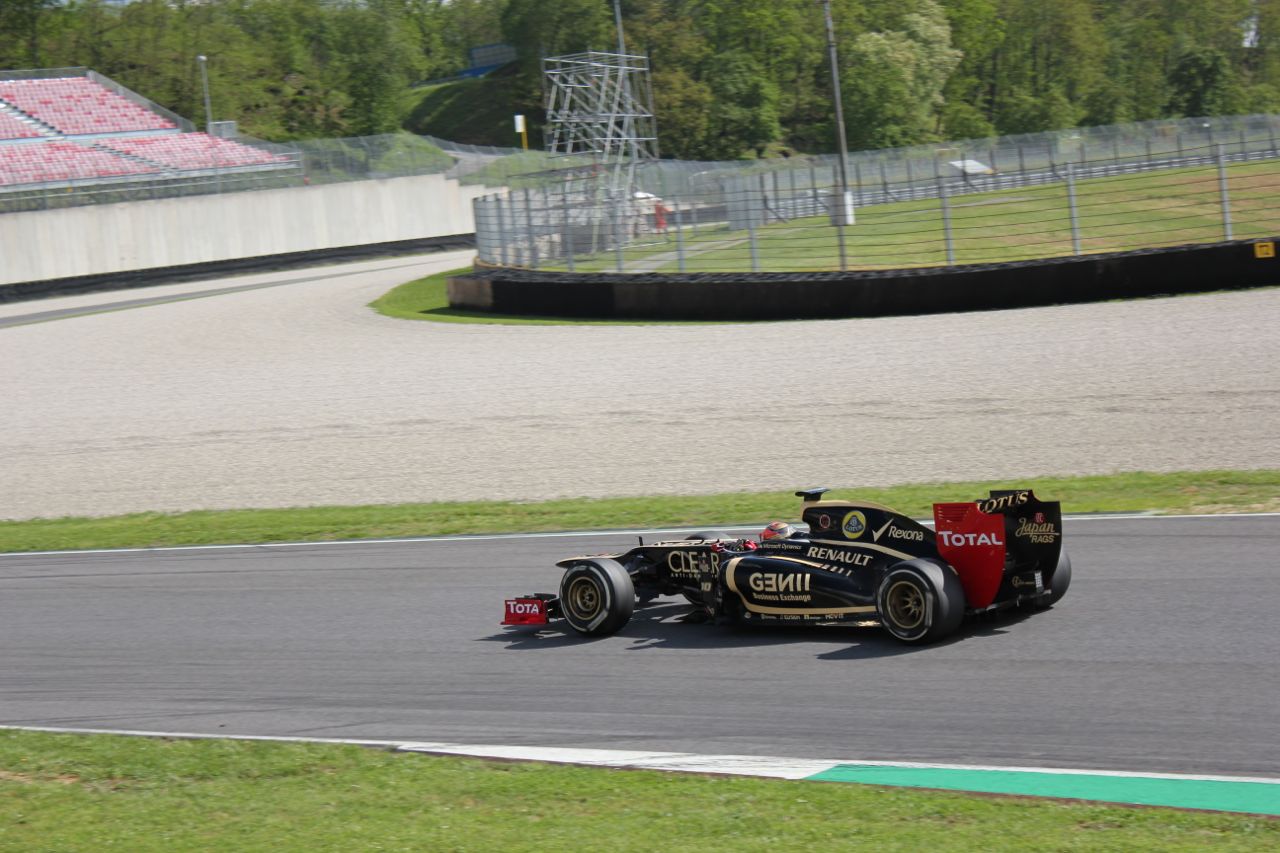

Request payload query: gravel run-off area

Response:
[1,251,1277,520]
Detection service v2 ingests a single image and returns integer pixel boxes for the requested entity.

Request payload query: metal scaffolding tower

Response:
[542,50,658,197]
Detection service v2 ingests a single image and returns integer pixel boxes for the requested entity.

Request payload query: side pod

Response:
[933,502,1006,609]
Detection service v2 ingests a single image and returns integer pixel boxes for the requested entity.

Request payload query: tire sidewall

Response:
[559,559,635,636]
[1044,548,1072,607]
[877,560,965,644]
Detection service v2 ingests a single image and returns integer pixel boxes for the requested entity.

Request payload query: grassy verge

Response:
[2,470,1276,554]
[0,731,1274,852]
[401,74,531,148]
[368,267,723,325]
[542,160,1280,274]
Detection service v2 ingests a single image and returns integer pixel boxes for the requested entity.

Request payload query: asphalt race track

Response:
[3,514,1277,778]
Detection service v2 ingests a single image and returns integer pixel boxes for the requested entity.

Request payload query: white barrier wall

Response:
[1,174,489,286]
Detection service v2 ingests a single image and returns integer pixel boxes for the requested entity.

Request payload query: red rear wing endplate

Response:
[933,502,1006,609]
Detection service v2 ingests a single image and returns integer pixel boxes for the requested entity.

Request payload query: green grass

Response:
[0,731,1274,852]
[2,470,1277,554]
[542,160,1280,273]
[368,267,726,325]
[401,74,532,149]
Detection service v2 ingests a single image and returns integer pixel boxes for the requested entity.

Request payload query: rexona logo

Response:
[749,572,812,593]
[939,530,1004,547]
[842,510,867,538]
[806,546,872,567]
[872,519,925,543]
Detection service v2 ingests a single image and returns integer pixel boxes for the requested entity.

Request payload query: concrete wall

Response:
[1,174,489,286]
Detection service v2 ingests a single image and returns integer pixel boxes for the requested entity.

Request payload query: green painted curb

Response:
[807,765,1280,815]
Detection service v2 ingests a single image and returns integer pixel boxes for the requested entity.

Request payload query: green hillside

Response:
[401,70,539,149]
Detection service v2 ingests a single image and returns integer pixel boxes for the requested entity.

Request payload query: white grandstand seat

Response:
[105,133,289,170]
[0,141,160,187]
[0,77,176,135]
[0,111,43,140]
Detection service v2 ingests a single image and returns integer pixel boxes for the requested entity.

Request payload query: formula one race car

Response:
[503,488,1070,644]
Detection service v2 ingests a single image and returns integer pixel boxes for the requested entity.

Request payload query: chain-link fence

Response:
[474,114,1280,273]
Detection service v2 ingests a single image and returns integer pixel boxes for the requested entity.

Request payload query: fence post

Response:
[675,204,687,273]
[495,193,510,266]
[748,221,761,272]
[523,187,539,269]
[938,175,955,266]
[1216,144,1233,241]
[834,184,848,272]
[612,196,625,273]
[809,162,819,215]
[562,186,576,272]
[1066,164,1081,256]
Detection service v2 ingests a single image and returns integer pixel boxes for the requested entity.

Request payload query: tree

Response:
[702,49,782,158]
[1167,46,1246,116]
[840,0,961,150]
[0,0,61,68]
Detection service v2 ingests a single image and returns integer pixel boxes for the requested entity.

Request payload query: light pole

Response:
[196,54,213,134]
[613,0,626,55]
[821,0,853,266]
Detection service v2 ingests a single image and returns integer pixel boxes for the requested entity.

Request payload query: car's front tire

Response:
[559,558,635,637]
[877,560,966,644]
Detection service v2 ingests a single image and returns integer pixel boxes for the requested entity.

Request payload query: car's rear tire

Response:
[559,558,635,637]
[1041,549,1071,608]
[877,560,966,644]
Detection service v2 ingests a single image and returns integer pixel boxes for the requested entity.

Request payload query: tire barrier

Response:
[448,237,1280,320]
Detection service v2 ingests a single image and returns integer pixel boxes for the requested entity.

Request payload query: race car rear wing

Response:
[933,490,1063,608]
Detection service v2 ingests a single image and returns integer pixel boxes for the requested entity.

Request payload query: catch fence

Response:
[473,114,1280,273]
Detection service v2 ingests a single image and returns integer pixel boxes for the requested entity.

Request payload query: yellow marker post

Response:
[514,114,528,151]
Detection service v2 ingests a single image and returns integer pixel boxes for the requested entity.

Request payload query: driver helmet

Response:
[761,521,796,541]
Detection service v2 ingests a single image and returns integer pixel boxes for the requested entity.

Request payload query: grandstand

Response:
[0,67,297,195]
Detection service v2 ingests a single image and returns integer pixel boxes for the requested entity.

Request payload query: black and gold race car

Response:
[503,488,1070,644]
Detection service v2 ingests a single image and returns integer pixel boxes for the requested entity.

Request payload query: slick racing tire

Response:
[876,560,966,644]
[559,558,635,637]
[1041,548,1072,608]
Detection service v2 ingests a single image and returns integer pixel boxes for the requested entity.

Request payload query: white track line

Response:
[3,725,1278,785]
[1,512,1276,558]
